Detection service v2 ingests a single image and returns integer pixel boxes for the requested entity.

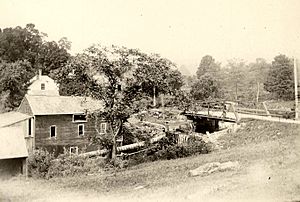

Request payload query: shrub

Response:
[27,149,55,178]
[126,134,212,166]
[47,153,90,178]
[28,148,106,179]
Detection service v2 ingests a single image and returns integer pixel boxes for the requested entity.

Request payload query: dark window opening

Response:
[78,124,84,136]
[28,119,32,136]
[70,146,78,154]
[41,83,45,90]
[117,84,121,91]
[50,126,56,138]
[73,114,87,122]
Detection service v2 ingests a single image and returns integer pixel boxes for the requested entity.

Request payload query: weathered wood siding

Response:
[18,97,33,115]
[35,114,103,153]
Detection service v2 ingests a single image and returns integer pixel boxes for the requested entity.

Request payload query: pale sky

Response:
[1,0,300,75]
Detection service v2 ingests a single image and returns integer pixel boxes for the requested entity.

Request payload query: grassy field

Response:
[1,119,300,201]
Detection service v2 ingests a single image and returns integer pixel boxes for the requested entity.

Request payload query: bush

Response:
[27,149,55,178]
[126,134,212,166]
[28,135,212,178]
[28,148,106,179]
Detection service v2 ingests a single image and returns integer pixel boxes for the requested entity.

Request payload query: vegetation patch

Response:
[28,149,106,179]
[28,132,212,179]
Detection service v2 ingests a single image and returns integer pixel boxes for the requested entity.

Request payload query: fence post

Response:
[230,103,240,123]
[262,101,271,117]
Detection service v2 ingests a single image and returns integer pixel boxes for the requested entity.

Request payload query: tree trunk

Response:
[111,136,117,159]
[110,121,123,160]
[153,86,156,107]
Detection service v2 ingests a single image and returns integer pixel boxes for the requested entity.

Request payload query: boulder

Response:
[189,161,240,177]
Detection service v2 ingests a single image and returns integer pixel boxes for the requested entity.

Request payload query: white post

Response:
[294,57,299,119]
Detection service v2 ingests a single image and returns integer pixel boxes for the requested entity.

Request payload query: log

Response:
[80,133,166,158]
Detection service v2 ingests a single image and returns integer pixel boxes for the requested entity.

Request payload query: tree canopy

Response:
[190,74,221,101]
[191,55,222,101]
[81,45,143,158]
[264,54,294,100]
[0,23,71,110]
[196,55,220,79]
[134,53,184,97]
[0,60,34,110]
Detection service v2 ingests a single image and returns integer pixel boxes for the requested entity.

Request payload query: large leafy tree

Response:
[223,59,248,101]
[0,24,71,109]
[0,24,43,65]
[36,40,71,74]
[192,55,222,101]
[64,45,183,158]
[0,60,34,111]
[196,55,221,79]
[83,45,144,159]
[50,54,101,96]
[134,53,184,106]
[264,54,294,100]
[190,74,221,101]
[248,58,271,103]
[0,24,71,74]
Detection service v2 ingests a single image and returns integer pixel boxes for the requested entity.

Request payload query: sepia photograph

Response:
[0,0,299,201]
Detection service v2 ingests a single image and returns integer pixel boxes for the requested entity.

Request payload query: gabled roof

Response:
[0,112,32,128]
[0,127,28,159]
[24,95,104,115]
[29,75,55,83]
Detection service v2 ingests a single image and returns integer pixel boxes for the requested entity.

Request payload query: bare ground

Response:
[1,120,300,202]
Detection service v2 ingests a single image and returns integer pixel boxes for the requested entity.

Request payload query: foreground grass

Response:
[1,120,300,201]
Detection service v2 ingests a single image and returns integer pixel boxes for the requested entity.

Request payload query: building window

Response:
[28,118,32,136]
[50,125,56,138]
[100,123,107,133]
[69,146,78,155]
[78,124,84,136]
[73,114,87,122]
[41,83,45,90]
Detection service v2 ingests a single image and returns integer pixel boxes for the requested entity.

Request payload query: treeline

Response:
[185,54,295,104]
[0,23,296,113]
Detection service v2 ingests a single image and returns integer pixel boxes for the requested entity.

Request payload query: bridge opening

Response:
[191,117,220,134]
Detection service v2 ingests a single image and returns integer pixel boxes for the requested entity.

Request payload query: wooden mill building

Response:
[16,70,106,155]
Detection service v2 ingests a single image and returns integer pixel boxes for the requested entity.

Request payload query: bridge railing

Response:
[185,100,240,122]
[186,99,296,121]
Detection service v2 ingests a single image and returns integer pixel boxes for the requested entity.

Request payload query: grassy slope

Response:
[1,120,300,201]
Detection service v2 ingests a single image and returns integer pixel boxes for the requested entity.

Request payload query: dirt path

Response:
[239,113,300,124]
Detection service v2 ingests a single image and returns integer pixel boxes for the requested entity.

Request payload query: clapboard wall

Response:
[35,114,100,154]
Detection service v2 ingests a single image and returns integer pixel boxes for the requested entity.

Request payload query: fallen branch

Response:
[80,133,166,158]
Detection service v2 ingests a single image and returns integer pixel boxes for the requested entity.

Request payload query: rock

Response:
[189,161,240,177]
[134,185,145,190]
[133,184,149,190]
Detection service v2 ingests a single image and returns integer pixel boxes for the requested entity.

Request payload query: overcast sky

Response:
[1,0,300,74]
